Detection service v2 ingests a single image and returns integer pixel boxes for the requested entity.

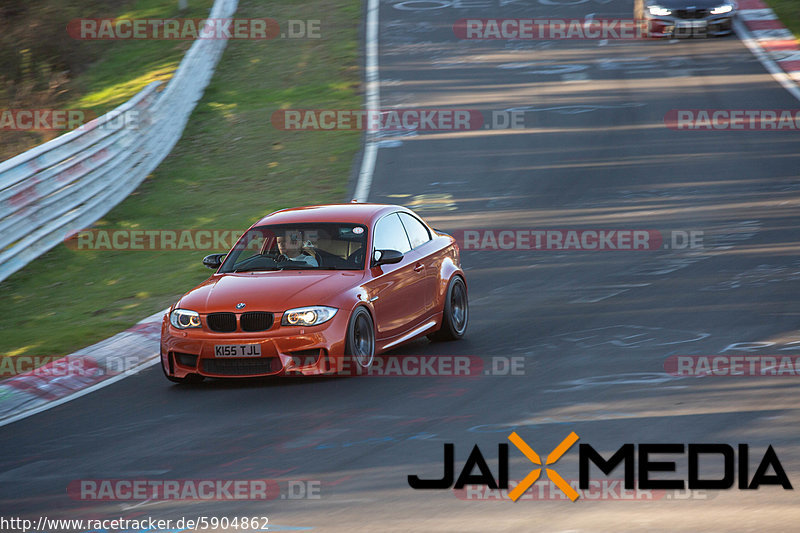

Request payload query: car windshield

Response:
[219,222,368,272]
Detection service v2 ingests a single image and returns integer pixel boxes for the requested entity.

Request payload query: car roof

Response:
[251,203,412,228]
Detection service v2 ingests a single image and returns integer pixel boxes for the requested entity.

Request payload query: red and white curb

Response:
[0,309,165,427]
[735,0,800,100]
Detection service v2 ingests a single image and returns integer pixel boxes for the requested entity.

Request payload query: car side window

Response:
[373,213,412,254]
[398,212,431,250]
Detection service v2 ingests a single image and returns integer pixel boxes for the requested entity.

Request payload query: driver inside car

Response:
[275,231,319,267]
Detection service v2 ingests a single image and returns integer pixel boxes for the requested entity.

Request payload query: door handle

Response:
[413,263,424,272]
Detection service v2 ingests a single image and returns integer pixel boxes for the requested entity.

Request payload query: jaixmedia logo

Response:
[408,432,792,502]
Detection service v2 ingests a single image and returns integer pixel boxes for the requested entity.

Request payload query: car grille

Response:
[206,312,237,332]
[201,357,282,376]
[205,312,274,332]
[675,8,708,19]
[240,311,274,332]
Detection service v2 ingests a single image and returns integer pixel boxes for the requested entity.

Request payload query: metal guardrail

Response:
[0,0,238,284]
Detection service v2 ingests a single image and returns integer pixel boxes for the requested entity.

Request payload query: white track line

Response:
[734,18,800,103]
[354,0,381,202]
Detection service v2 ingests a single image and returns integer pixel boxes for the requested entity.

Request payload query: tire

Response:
[428,276,468,341]
[345,307,375,369]
[161,354,205,384]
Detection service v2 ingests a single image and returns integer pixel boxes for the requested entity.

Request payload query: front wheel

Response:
[345,307,375,369]
[429,276,468,341]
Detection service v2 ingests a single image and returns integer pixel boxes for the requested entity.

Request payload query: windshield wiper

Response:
[232,267,283,273]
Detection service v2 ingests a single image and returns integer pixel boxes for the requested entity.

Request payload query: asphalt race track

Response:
[2,0,800,531]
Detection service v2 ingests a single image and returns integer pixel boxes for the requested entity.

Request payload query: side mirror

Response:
[202,253,226,270]
[372,249,403,267]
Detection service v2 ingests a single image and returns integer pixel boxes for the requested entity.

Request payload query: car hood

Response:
[177,270,365,313]
[648,0,731,8]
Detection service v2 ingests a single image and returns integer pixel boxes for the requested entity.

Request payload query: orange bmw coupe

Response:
[160,203,468,383]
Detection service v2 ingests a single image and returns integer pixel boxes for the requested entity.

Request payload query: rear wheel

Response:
[429,276,468,341]
[346,307,375,369]
[161,354,205,384]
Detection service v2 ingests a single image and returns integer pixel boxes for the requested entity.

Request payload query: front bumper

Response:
[160,310,350,379]
[646,13,735,37]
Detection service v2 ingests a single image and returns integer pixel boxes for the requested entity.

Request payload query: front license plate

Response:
[214,344,261,357]
[676,20,707,28]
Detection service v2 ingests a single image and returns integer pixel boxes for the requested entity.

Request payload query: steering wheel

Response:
[347,248,365,267]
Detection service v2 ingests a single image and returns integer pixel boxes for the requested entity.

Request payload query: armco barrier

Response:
[0,0,238,284]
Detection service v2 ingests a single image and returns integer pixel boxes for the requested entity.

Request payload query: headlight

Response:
[710,4,733,14]
[281,306,337,326]
[170,308,201,329]
[648,5,672,15]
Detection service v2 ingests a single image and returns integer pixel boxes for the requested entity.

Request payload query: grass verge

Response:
[0,0,362,357]
[762,0,800,42]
